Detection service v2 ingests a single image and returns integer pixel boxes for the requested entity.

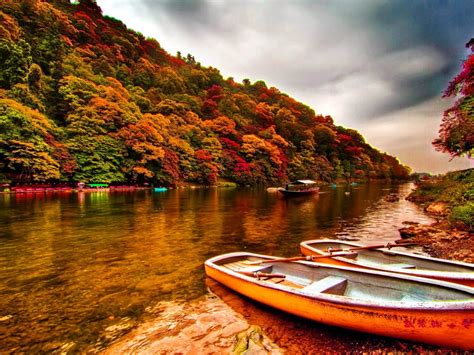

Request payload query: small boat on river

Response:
[205,252,474,350]
[300,239,474,287]
[278,179,319,196]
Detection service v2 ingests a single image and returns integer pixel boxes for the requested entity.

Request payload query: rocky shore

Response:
[400,170,473,264]
[399,219,473,263]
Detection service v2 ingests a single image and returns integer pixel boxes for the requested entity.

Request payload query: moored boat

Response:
[205,252,474,350]
[278,179,319,196]
[300,239,474,287]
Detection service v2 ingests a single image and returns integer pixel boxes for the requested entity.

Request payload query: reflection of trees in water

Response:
[0,183,434,352]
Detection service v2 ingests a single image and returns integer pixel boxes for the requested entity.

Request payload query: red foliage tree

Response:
[206,84,224,101]
[433,39,474,158]
[255,102,273,127]
[220,138,241,151]
[194,149,213,162]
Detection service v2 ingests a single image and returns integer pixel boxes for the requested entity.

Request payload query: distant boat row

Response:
[3,179,361,195]
[1,185,156,194]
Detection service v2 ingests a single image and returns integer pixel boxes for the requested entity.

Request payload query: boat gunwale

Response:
[300,239,474,280]
[205,252,474,311]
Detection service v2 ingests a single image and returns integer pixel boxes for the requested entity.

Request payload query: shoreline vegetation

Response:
[0,177,406,194]
[400,168,473,263]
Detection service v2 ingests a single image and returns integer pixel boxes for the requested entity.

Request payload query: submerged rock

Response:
[232,325,282,354]
[384,194,400,202]
[104,295,282,354]
[402,221,419,226]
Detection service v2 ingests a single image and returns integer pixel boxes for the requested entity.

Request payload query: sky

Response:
[95,0,474,174]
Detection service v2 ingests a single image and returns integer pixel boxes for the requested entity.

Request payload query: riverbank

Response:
[399,220,473,263]
[0,182,237,194]
[400,168,473,262]
[0,177,407,194]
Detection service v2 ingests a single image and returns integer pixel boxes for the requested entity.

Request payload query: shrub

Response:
[450,202,474,231]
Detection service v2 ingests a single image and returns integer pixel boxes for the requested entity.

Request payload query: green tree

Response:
[0,39,32,88]
[0,98,60,181]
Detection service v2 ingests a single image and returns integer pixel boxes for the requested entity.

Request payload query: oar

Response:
[324,240,415,253]
[236,270,286,279]
[246,251,357,265]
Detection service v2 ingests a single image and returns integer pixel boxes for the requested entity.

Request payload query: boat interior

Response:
[306,241,474,273]
[216,255,474,303]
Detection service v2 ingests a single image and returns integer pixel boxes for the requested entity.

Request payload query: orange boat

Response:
[205,252,474,350]
[300,239,474,287]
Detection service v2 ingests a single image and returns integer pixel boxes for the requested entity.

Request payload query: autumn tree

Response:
[0,0,412,185]
[0,98,61,181]
[433,39,473,158]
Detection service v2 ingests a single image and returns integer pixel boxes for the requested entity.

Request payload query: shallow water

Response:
[0,182,433,352]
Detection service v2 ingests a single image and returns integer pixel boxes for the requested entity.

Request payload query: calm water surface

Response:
[0,183,433,352]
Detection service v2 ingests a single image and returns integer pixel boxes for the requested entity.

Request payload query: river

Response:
[0,182,434,352]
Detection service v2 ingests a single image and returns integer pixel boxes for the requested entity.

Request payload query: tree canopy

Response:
[0,0,410,184]
[433,39,473,158]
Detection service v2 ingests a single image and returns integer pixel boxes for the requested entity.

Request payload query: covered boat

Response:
[278,179,319,196]
[205,252,474,350]
[300,239,474,287]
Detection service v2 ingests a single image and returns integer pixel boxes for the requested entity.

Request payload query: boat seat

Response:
[301,276,347,295]
[224,261,272,274]
[233,265,273,274]
[388,263,416,269]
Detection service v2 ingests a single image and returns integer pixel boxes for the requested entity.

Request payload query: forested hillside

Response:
[0,0,410,185]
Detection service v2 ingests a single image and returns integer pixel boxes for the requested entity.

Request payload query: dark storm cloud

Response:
[96,0,473,172]
[112,0,473,121]
[360,0,474,116]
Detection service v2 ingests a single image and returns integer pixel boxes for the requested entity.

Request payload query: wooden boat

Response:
[300,239,474,287]
[278,179,319,196]
[205,252,474,350]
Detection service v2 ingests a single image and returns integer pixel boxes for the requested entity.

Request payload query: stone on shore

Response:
[104,295,281,354]
[399,222,473,263]
[425,202,450,216]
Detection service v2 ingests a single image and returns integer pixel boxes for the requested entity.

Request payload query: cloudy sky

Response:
[96,0,473,173]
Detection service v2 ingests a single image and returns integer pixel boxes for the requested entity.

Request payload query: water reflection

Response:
[0,183,433,352]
